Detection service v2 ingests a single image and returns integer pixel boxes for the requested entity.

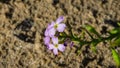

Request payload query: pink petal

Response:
[48,22,55,29]
[48,28,56,37]
[48,44,54,50]
[53,48,58,55]
[52,37,58,44]
[57,23,66,32]
[56,16,64,24]
[44,29,49,36]
[58,44,65,52]
[44,22,54,36]
[44,36,50,45]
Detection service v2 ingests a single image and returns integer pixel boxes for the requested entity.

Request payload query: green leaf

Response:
[71,31,78,38]
[59,32,67,37]
[90,39,99,53]
[112,49,120,67]
[84,25,95,33]
[91,44,97,53]
[77,50,82,55]
[117,22,120,27]
[109,29,119,35]
[84,24,101,38]
[76,40,88,55]
[111,37,120,47]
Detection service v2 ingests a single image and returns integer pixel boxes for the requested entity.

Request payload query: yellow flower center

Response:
[55,44,58,48]
[54,24,58,29]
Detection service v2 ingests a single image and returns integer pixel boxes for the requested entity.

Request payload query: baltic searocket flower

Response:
[44,16,66,55]
[48,37,65,55]
[45,16,66,37]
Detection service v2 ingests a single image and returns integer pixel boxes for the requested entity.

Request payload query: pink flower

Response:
[48,37,65,55]
[44,16,66,55]
[45,16,66,37]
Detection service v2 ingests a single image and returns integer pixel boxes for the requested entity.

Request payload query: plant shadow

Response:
[14,18,35,44]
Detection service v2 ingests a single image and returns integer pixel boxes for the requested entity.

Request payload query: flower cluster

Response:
[44,16,66,55]
[43,16,120,66]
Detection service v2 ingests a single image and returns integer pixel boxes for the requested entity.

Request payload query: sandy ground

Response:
[0,0,120,68]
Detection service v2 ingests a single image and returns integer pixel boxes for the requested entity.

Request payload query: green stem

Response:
[60,31,118,46]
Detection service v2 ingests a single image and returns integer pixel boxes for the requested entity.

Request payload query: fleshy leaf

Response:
[112,49,120,67]
[84,24,101,38]
[84,25,96,33]
[90,39,99,53]
[111,37,120,47]
[117,22,120,27]
[109,29,119,35]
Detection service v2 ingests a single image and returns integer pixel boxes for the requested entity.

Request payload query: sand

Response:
[0,0,120,68]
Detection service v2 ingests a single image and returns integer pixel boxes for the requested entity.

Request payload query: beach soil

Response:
[0,0,120,68]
